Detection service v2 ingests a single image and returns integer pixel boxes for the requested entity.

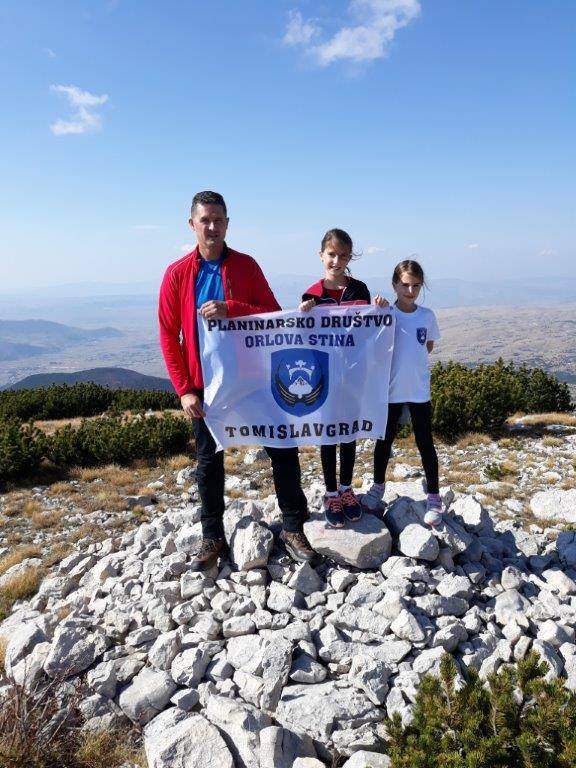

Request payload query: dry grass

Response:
[0,546,42,577]
[74,729,146,767]
[482,483,516,501]
[67,523,107,544]
[71,464,139,489]
[42,542,73,569]
[1,502,22,519]
[82,488,126,514]
[0,568,43,621]
[508,412,576,427]
[444,470,482,487]
[165,453,193,471]
[47,480,79,495]
[0,680,146,768]
[0,569,43,602]
[542,436,565,448]
[455,433,493,449]
[31,510,63,530]
[0,637,6,669]
[22,499,43,518]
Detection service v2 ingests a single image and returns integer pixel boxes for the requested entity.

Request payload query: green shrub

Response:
[0,383,179,422]
[484,461,505,481]
[430,359,573,439]
[46,413,192,468]
[386,652,576,768]
[0,420,46,481]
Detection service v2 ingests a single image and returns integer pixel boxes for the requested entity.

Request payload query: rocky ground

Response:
[1,419,576,767]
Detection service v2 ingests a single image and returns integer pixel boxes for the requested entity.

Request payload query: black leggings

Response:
[373,402,438,494]
[321,441,356,492]
[193,417,308,538]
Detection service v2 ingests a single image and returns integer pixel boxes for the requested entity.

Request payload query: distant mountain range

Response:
[0,319,122,362]
[1,275,575,311]
[2,367,173,392]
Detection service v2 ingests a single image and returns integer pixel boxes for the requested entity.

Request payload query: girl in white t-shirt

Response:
[364,259,443,526]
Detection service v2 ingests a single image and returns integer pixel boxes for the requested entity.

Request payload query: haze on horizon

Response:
[1,1,574,292]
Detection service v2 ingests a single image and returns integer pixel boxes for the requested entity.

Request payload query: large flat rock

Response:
[144,708,234,768]
[304,513,392,568]
[530,489,576,524]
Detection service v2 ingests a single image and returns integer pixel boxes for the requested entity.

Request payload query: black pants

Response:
[373,402,439,494]
[321,441,356,492]
[193,417,308,539]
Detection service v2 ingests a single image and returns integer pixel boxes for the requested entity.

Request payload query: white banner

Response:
[198,305,395,449]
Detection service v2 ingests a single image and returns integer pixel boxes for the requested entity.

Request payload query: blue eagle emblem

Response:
[271,349,329,416]
[417,327,427,345]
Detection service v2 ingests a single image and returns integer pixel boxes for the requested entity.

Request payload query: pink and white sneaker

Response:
[424,493,443,526]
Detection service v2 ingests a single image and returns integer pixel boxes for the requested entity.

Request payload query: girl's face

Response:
[320,238,352,281]
[393,271,422,306]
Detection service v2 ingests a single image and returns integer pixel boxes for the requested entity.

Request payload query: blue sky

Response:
[1,0,575,291]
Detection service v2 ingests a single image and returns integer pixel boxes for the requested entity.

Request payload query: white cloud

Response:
[49,84,109,135]
[366,245,387,254]
[180,243,195,253]
[44,47,56,58]
[283,0,420,66]
[539,248,554,257]
[467,243,479,249]
[283,9,320,46]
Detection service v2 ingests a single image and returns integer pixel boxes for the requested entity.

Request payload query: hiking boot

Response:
[280,530,315,562]
[339,487,363,522]
[360,483,386,514]
[424,494,443,527]
[322,493,345,528]
[189,537,225,571]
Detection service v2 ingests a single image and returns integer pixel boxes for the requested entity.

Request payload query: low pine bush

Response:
[0,420,46,481]
[46,413,193,468]
[0,413,192,484]
[0,383,179,422]
[386,652,576,768]
[430,359,573,439]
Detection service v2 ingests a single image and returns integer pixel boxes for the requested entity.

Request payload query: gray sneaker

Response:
[360,484,386,514]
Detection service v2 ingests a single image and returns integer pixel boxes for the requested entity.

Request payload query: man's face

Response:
[189,203,229,256]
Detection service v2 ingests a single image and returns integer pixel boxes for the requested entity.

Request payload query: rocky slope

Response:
[1,429,576,768]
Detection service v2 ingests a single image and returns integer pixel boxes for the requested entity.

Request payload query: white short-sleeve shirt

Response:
[388,305,440,403]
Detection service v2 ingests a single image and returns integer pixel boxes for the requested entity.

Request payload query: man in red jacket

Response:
[159,191,314,570]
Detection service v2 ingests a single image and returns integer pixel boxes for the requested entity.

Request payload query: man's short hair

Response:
[191,191,227,217]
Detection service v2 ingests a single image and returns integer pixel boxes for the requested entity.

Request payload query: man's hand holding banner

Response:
[198,305,395,450]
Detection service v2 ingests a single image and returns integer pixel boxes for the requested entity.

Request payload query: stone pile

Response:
[1,478,576,767]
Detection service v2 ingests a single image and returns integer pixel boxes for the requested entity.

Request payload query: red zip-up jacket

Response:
[159,245,281,396]
[302,276,371,305]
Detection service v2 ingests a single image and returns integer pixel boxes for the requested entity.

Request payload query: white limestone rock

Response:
[342,752,392,768]
[205,694,271,768]
[170,647,211,687]
[390,609,426,643]
[303,513,392,569]
[119,667,178,725]
[144,708,234,768]
[148,630,181,671]
[290,653,328,684]
[398,524,439,562]
[44,625,108,679]
[530,489,576,524]
[348,656,390,705]
[491,589,531,626]
[275,682,381,746]
[451,496,492,534]
[230,519,274,570]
